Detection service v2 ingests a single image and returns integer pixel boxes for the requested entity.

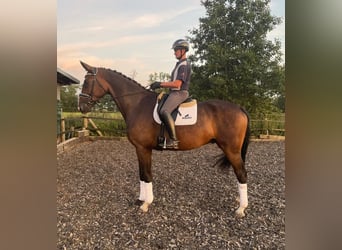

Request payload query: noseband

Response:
[79,68,107,106]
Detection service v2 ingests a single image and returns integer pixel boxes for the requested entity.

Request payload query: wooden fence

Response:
[57,116,126,143]
[57,114,285,144]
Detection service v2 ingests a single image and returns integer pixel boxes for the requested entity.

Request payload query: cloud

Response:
[58,31,176,56]
[129,6,202,28]
[131,14,163,28]
[69,26,105,33]
[61,5,203,34]
[58,0,285,85]
[58,51,163,85]
[57,28,177,84]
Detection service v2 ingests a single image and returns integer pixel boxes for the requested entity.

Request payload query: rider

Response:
[150,39,192,149]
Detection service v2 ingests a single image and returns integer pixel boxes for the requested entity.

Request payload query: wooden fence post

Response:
[61,118,65,142]
[88,118,103,136]
[83,116,88,129]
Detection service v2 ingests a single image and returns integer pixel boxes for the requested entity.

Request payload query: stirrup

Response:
[165,139,179,149]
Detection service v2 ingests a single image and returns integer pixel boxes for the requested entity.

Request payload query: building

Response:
[57,67,80,100]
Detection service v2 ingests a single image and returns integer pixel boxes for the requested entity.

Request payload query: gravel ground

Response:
[57,139,285,249]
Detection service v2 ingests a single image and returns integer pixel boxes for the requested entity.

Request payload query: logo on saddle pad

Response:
[153,99,197,126]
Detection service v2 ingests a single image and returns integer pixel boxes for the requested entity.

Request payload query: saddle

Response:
[153,92,197,149]
[153,92,197,126]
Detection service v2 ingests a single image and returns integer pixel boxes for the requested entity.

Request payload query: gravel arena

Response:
[57,138,285,249]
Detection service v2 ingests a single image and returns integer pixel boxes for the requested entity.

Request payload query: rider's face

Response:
[174,48,183,59]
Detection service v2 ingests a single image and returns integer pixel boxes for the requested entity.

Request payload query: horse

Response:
[78,61,250,218]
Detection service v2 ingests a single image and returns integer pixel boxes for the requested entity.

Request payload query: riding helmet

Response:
[171,39,189,52]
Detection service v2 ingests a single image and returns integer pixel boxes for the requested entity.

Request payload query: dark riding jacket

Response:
[170,58,191,91]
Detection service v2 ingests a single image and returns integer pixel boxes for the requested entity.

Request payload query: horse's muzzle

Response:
[79,103,90,114]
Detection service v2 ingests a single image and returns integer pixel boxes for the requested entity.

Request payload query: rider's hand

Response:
[150,81,161,90]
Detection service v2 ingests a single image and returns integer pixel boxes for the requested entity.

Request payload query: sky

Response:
[57,0,285,86]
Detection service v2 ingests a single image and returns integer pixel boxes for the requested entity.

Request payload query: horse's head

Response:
[78,61,108,113]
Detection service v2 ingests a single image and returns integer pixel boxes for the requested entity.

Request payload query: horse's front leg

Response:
[136,146,153,212]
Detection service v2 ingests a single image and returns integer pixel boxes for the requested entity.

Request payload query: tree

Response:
[188,0,284,115]
[94,94,117,112]
[148,72,171,83]
[60,85,79,112]
[60,85,117,112]
[130,69,138,80]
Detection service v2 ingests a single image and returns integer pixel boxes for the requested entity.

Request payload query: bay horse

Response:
[78,61,250,217]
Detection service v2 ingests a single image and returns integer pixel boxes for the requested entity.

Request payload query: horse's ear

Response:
[80,61,96,74]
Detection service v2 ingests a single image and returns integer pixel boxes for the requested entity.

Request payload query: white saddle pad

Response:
[153,100,197,126]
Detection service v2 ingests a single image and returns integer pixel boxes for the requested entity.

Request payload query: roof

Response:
[57,67,80,85]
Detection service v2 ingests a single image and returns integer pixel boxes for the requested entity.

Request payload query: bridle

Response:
[79,67,155,111]
[79,67,107,106]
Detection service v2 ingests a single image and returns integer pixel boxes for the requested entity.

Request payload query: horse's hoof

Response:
[140,202,150,212]
[235,207,246,218]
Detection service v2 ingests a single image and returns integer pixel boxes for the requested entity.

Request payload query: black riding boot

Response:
[160,111,179,149]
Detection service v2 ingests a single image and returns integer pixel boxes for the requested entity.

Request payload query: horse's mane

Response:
[101,67,147,90]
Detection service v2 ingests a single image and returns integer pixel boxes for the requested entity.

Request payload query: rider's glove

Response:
[150,81,161,90]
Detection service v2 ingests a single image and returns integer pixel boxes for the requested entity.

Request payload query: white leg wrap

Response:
[138,181,154,213]
[144,182,154,204]
[139,181,154,204]
[238,182,248,208]
[139,180,146,201]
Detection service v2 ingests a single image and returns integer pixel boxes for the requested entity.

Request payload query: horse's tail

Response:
[212,107,250,168]
[240,107,250,163]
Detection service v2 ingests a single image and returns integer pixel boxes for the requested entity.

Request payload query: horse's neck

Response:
[105,73,153,120]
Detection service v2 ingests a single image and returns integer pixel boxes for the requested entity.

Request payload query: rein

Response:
[112,90,148,99]
[79,67,151,106]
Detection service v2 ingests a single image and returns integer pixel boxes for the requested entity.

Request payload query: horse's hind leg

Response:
[226,150,248,218]
[236,182,248,218]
